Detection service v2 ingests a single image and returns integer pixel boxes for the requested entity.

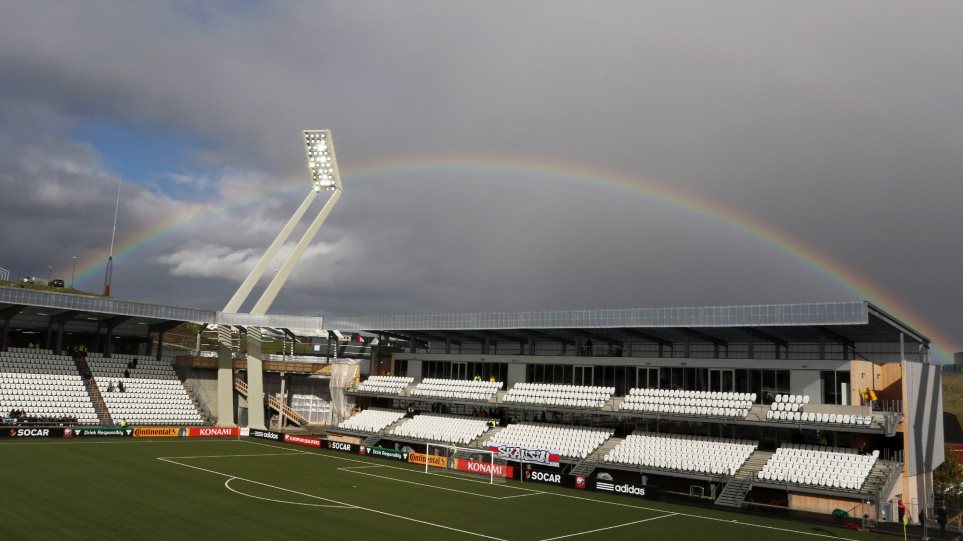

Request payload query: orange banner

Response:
[407,452,448,469]
[132,427,183,438]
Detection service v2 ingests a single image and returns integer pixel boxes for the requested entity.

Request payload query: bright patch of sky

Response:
[73,120,216,200]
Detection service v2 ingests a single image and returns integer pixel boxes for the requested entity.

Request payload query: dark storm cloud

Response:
[0,2,961,359]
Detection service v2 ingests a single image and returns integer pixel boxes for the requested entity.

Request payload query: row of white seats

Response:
[389,414,489,445]
[766,410,872,426]
[628,388,757,402]
[88,355,203,425]
[621,402,750,418]
[356,376,414,395]
[337,409,405,433]
[411,378,501,401]
[0,357,99,423]
[505,383,614,408]
[773,394,810,405]
[605,433,758,476]
[758,444,877,490]
[487,423,613,459]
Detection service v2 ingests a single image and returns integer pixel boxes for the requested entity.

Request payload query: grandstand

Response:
[87,353,204,426]
[0,347,98,424]
[0,286,945,529]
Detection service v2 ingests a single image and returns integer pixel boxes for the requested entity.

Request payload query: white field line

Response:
[224,477,353,508]
[241,438,540,495]
[339,465,539,500]
[0,439,240,446]
[536,512,679,541]
[239,438,866,541]
[158,452,300,459]
[157,456,508,541]
[522,490,868,541]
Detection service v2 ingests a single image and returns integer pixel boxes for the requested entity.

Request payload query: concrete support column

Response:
[246,327,266,430]
[216,326,235,427]
[55,324,64,356]
[156,331,165,363]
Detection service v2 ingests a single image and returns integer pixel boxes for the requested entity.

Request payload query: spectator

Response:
[897,498,906,525]
[107,382,114,392]
[937,506,947,538]
[118,381,125,392]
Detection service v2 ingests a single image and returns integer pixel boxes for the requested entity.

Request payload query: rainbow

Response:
[66,155,957,362]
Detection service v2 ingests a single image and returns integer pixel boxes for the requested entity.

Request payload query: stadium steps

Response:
[234,378,307,427]
[570,437,624,478]
[470,426,503,448]
[362,434,383,447]
[715,450,773,509]
[75,356,112,425]
[861,459,902,497]
[362,416,412,447]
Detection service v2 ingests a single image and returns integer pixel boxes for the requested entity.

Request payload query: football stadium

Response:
[0,131,950,540]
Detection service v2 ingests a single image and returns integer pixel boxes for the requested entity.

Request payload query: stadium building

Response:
[0,286,944,525]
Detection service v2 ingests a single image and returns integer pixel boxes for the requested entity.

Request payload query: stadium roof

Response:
[0,287,929,350]
[325,301,929,349]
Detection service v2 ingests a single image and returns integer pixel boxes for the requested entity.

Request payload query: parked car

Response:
[21,276,36,284]
[48,278,64,287]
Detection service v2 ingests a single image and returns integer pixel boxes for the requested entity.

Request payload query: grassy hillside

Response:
[945,371,963,423]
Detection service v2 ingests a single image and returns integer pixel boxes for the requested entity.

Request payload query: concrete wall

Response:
[176,366,219,419]
[789,493,874,518]
[790,369,822,401]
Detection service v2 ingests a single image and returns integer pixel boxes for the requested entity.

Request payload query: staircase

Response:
[570,437,624,478]
[234,378,307,427]
[862,459,902,499]
[471,426,504,448]
[363,416,414,446]
[76,357,111,425]
[715,450,773,508]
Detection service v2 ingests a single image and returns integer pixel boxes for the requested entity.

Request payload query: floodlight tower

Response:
[216,130,343,428]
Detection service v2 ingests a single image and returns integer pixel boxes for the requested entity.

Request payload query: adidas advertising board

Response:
[593,480,658,499]
[249,429,283,441]
[0,427,66,438]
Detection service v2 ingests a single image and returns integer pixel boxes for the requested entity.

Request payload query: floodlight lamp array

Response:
[304,130,337,190]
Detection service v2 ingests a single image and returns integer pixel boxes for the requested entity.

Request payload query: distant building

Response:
[956,352,963,372]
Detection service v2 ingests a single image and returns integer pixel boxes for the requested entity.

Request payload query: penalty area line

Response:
[158,457,508,541]
[537,512,679,541]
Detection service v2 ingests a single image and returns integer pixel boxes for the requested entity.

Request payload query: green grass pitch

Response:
[0,438,899,540]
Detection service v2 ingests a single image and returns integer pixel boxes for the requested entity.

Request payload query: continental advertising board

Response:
[407,452,448,468]
[133,427,186,438]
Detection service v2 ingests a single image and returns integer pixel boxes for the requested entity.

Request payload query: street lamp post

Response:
[71,256,77,289]
[48,265,53,282]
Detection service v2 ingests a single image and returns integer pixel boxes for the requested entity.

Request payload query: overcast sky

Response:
[0,2,960,361]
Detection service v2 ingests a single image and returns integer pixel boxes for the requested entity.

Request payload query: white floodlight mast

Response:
[216,130,342,429]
